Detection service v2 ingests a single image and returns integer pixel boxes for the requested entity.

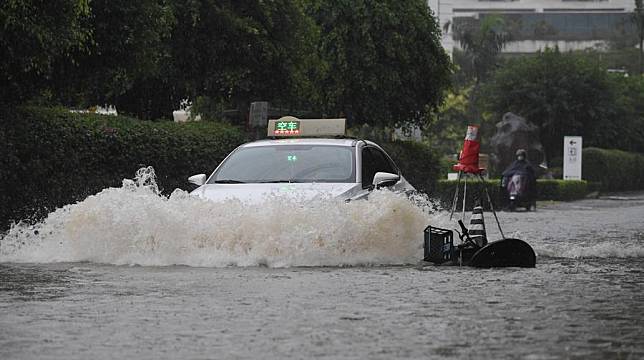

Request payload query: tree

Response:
[424,87,474,155]
[0,0,91,105]
[50,0,177,119]
[451,15,510,84]
[170,0,320,122]
[307,0,451,128]
[3,0,451,125]
[480,48,621,161]
[608,74,644,153]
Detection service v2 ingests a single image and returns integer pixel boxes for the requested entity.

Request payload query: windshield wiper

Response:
[213,179,246,184]
[256,180,301,183]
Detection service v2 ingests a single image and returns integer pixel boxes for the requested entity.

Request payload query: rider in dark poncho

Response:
[501,149,537,210]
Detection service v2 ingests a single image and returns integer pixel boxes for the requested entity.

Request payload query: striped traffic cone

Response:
[469,205,487,247]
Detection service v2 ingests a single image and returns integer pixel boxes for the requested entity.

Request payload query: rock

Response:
[490,112,546,176]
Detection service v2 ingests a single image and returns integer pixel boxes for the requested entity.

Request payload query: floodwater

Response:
[1,170,643,359]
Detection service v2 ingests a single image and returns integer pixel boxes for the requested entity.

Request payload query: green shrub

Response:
[0,106,247,229]
[0,107,444,229]
[536,180,588,201]
[433,178,588,210]
[433,179,502,210]
[583,147,644,191]
[379,140,441,194]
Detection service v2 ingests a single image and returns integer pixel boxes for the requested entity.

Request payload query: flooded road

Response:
[1,188,643,359]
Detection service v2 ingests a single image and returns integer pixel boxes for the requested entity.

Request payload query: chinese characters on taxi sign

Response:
[274,120,300,135]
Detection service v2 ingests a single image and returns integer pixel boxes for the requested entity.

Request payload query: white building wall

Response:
[429,0,636,54]
[428,0,456,55]
[503,40,608,53]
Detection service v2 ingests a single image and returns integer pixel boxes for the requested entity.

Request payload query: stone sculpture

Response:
[490,112,546,176]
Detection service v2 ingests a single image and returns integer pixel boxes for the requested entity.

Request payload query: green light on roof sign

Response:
[274,120,300,135]
[287,155,298,162]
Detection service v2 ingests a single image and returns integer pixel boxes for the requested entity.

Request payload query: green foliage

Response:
[608,74,644,153]
[170,0,321,119]
[434,179,501,210]
[190,96,227,122]
[583,147,644,190]
[347,124,442,193]
[3,1,451,125]
[536,180,589,201]
[347,124,395,143]
[0,0,91,104]
[307,0,451,127]
[451,15,510,83]
[51,0,177,119]
[424,87,473,155]
[480,48,625,161]
[439,156,459,179]
[379,141,441,195]
[574,49,640,77]
[0,107,246,229]
[0,106,444,229]
[434,179,588,210]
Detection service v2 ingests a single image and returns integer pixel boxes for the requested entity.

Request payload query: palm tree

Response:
[450,15,510,83]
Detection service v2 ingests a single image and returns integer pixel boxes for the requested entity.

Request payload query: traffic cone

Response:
[452,125,484,174]
[469,205,487,247]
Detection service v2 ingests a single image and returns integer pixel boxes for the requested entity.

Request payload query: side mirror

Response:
[372,172,400,189]
[188,174,207,186]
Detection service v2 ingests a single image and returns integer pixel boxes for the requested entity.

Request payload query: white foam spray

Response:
[1,167,642,266]
[0,168,442,267]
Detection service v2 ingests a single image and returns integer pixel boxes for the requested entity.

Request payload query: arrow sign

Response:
[564,136,582,180]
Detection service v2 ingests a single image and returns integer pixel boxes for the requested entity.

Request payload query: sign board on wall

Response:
[563,136,582,180]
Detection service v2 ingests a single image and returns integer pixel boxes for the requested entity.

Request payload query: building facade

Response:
[428,0,637,54]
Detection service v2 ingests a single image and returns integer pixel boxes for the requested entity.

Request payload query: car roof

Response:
[240,138,360,148]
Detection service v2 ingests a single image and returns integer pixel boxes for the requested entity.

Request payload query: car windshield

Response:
[209,145,355,183]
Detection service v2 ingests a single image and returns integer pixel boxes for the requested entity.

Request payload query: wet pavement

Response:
[1,193,643,359]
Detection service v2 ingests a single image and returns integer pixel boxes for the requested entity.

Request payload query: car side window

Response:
[361,147,377,188]
[369,147,397,174]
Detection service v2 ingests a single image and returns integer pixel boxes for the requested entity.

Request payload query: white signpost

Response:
[563,136,583,180]
[249,101,269,128]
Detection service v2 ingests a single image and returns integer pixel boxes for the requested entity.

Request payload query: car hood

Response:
[190,183,364,204]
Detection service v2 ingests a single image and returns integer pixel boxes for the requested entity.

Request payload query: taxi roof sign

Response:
[267,116,346,137]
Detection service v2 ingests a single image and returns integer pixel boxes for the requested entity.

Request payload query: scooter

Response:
[502,174,536,211]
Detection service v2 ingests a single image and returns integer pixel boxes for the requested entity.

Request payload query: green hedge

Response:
[346,125,442,194]
[0,107,442,230]
[0,106,246,229]
[536,179,589,201]
[583,147,644,191]
[380,140,441,195]
[433,179,588,210]
[434,179,501,210]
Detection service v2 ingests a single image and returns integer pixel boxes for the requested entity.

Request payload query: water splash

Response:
[0,168,441,267]
[1,167,642,266]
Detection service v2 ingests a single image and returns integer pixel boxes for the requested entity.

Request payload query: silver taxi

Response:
[187,117,415,203]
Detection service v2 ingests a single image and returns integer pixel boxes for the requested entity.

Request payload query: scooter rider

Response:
[501,149,537,210]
